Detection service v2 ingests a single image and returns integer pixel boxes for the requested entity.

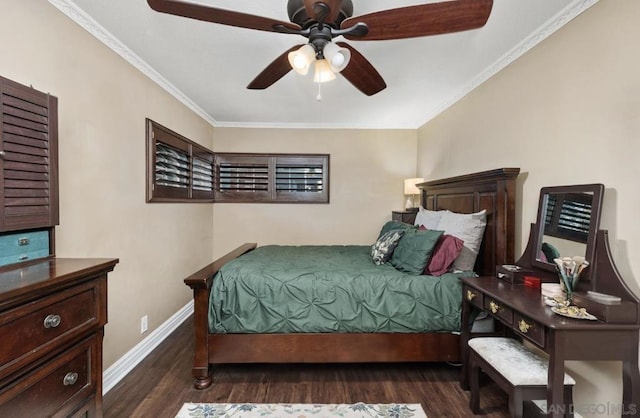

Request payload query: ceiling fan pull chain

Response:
[316,82,322,101]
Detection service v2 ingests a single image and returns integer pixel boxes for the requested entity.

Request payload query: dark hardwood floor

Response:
[104,318,514,418]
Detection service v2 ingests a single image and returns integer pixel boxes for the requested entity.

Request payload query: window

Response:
[146,119,329,204]
[214,153,329,203]
[146,119,214,202]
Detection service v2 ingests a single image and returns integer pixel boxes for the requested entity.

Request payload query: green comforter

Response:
[208,245,466,334]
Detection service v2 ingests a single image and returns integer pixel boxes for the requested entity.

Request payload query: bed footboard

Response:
[184,243,257,389]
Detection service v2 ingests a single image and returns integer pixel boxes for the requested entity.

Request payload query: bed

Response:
[184,168,520,389]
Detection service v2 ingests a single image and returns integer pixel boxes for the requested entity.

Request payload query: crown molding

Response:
[49,0,597,131]
[48,0,218,127]
[416,0,599,129]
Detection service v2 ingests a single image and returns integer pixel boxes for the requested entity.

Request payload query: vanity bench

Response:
[469,337,575,417]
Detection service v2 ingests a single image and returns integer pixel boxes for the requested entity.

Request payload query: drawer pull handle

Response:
[19,255,29,261]
[63,372,78,386]
[466,290,477,301]
[519,319,531,334]
[18,238,30,246]
[44,314,61,329]
[489,301,500,314]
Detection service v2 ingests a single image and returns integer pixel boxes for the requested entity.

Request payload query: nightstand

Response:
[391,209,418,224]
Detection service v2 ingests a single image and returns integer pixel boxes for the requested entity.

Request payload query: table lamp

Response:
[404,178,424,210]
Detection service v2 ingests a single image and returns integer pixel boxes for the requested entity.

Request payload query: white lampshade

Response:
[404,178,424,195]
[287,44,316,75]
[313,59,336,83]
[322,42,351,73]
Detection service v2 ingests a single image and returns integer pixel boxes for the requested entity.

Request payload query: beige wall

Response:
[1,0,214,368]
[1,0,416,378]
[5,0,637,411]
[417,0,640,414]
[212,128,417,256]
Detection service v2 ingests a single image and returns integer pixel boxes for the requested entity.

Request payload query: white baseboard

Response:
[102,300,194,394]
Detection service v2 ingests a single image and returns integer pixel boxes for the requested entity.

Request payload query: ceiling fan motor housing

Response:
[287,0,354,28]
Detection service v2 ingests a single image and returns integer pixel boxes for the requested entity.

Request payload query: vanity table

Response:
[460,184,640,417]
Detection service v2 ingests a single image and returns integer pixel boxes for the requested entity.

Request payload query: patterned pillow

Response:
[370,229,406,265]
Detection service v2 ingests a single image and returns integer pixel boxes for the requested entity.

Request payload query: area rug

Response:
[175,403,427,418]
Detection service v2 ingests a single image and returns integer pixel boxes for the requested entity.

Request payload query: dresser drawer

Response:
[0,279,103,380]
[484,297,513,325]
[464,285,484,310]
[0,336,97,417]
[513,312,546,348]
[0,230,50,267]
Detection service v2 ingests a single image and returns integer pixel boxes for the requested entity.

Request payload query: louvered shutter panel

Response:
[543,192,592,243]
[214,154,271,202]
[192,144,215,200]
[213,153,329,203]
[556,194,592,242]
[275,155,328,202]
[148,120,190,201]
[0,76,58,231]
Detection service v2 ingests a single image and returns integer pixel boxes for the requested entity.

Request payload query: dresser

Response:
[0,258,118,417]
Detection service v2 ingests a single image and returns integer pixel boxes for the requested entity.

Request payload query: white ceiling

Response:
[49,0,596,129]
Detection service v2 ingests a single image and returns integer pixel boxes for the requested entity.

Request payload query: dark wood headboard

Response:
[417,168,520,277]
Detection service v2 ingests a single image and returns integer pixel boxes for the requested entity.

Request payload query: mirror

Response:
[532,184,604,284]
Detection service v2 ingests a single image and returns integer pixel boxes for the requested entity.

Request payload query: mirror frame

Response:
[532,183,604,284]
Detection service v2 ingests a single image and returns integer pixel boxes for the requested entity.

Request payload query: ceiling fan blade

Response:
[336,42,386,96]
[341,0,493,41]
[303,0,344,24]
[148,0,301,33]
[247,45,303,90]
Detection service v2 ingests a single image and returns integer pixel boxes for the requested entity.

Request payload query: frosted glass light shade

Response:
[287,44,316,75]
[323,42,351,72]
[313,59,336,83]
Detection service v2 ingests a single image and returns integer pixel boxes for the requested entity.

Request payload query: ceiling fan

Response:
[147,0,493,96]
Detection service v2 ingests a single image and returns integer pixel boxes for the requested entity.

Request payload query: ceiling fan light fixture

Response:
[287,44,316,75]
[322,42,351,73]
[313,59,336,83]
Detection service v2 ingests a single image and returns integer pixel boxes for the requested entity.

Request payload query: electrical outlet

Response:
[140,315,148,334]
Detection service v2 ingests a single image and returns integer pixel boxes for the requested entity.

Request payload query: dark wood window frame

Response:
[215,153,329,204]
[146,119,329,204]
[146,118,215,203]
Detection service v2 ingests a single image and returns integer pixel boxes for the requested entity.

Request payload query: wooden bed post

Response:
[184,243,258,389]
[184,278,212,389]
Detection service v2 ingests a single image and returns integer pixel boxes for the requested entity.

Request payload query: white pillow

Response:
[414,207,449,230]
[435,209,487,271]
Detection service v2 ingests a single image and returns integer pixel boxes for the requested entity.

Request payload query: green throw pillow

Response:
[377,220,415,239]
[391,228,444,275]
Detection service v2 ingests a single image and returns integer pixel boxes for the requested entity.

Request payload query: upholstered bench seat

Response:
[468,337,575,417]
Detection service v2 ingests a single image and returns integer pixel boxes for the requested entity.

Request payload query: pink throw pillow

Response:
[424,234,464,276]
